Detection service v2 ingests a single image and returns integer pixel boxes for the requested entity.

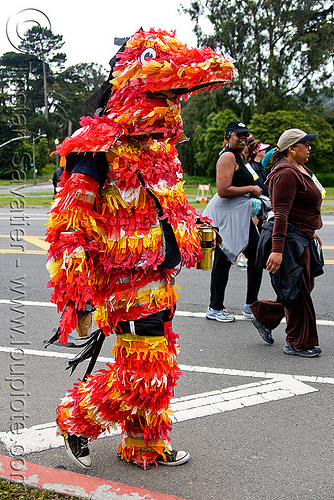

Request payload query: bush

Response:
[183,175,216,185]
[42,163,57,174]
[36,137,51,170]
[316,173,334,187]
[249,110,334,174]
[192,109,238,177]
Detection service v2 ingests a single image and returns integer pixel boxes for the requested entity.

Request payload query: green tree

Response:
[249,109,334,172]
[51,63,108,137]
[191,109,238,177]
[184,0,334,114]
[179,86,241,174]
[18,26,66,120]
[36,137,50,171]
[0,51,49,127]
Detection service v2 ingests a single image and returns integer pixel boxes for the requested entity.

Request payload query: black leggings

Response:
[209,221,263,310]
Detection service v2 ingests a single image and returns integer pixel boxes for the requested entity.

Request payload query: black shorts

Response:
[115,308,175,336]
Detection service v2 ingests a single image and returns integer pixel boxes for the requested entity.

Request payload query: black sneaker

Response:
[251,314,274,344]
[156,449,190,466]
[64,434,91,468]
[283,342,321,358]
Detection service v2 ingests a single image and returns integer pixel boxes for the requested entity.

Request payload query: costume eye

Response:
[140,47,156,64]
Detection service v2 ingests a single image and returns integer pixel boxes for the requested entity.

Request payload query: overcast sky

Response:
[1,0,201,71]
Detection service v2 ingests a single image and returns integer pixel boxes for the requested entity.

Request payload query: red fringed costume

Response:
[46,28,234,468]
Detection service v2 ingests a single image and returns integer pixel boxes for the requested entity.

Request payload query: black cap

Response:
[299,134,318,143]
[225,120,251,135]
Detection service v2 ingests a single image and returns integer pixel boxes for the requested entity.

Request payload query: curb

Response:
[0,455,189,500]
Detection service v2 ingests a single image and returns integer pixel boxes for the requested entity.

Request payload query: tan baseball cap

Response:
[277,128,317,151]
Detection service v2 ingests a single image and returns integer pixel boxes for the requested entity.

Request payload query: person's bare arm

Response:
[216,152,262,198]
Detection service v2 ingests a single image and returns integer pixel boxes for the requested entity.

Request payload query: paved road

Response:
[0,208,333,500]
[2,183,334,205]
[0,182,54,193]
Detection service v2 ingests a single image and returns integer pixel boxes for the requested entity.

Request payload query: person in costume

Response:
[46,28,234,469]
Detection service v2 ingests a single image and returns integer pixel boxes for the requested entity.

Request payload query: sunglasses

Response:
[235,131,250,138]
[294,142,311,148]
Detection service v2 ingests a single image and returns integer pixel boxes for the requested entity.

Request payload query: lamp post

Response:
[32,133,47,185]
[55,138,59,168]
[0,136,31,149]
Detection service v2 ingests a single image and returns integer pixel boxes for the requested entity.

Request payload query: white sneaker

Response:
[241,304,252,318]
[206,307,235,323]
[64,434,91,468]
[237,254,248,267]
[156,449,190,466]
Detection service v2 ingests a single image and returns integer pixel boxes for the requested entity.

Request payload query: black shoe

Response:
[156,449,190,466]
[283,342,321,357]
[251,314,274,344]
[64,434,91,468]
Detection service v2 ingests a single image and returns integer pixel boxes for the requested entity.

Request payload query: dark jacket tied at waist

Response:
[256,218,324,309]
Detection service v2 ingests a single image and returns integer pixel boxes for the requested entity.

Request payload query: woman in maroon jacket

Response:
[250,128,324,357]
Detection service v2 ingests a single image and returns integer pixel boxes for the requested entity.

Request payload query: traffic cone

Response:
[200,193,206,203]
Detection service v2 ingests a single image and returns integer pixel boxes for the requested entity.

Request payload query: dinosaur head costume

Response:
[46,29,234,469]
[56,28,234,154]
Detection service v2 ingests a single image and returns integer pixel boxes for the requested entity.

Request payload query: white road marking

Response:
[0,217,49,221]
[0,299,56,308]
[0,345,112,363]
[171,378,318,422]
[0,299,332,454]
[0,345,334,385]
[0,421,120,454]
[0,377,318,454]
[174,310,334,326]
[1,299,334,326]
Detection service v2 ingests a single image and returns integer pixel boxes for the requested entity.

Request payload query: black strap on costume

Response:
[44,300,106,380]
[136,170,163,216]
[66,329,105,380]
[45,327,105,381]
[135,170,181,269]
[44,327,62,348]
[85,38,129,115]
[44,328,96,349]
[44,300,73,348]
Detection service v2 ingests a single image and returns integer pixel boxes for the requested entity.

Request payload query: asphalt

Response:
[0,208,333,500]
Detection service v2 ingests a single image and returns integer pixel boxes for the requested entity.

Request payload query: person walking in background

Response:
[246,140,272,196]
[250,128,324,357]
[52,165,64,195]
[203,120,264,321]
[237,139,274,268]
[246,140,275,231]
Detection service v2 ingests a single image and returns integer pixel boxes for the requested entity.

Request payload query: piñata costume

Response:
[46,28,234,468]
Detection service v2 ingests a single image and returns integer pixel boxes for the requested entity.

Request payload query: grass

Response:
[0,195,54,207]
[318,205,334,211]
[0,479,87,499]
[0,173,53,186]
[324,186,334,197]
[0,180,333,209]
